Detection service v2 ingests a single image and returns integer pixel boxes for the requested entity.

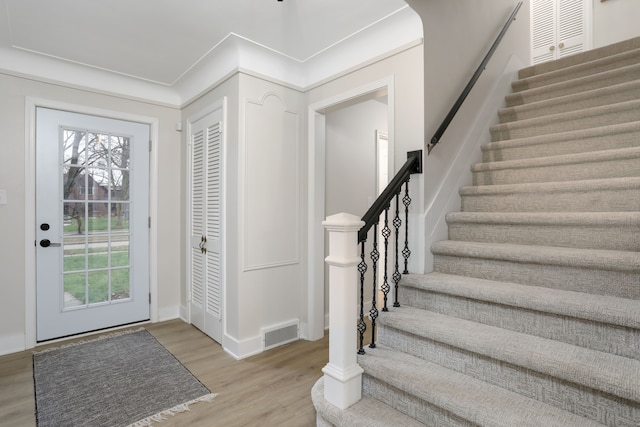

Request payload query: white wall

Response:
[233,73,306,358]
[325,98,388,218]
[0,72,182,355]
[592,0,640,48]
[406,0,531,271]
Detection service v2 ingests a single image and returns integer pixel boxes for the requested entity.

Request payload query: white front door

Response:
[35,107,150,341]
[531,0,591,64]
[188,101,224,344]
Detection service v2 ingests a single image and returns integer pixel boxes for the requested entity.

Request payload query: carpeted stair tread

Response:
[445,211,640,251]
[400,272,640,330]
[431,240,640,273]
[471,146,640,184]
[518,36,640,79]
[358,345,606,427]
[446,211,640,228]
[377,307,640,403]
[511,48,640,92]
[506,63,640,107]
[482,121,640,161]
[459,176,640,212]
[490,99,640,141]
[311,377,426,427]
[473,146,640,173]
[499,79,640,123]
[460,176,640,195]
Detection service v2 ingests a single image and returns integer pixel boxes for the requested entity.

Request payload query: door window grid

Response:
[61,128,132,309]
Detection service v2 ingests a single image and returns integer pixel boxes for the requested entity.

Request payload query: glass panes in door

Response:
[61,129,131,308]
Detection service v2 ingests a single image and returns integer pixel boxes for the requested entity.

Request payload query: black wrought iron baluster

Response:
[369,222,379,349]
[392,193,402,308]
[402,180,412,274]
[357,241,367,355]
[381,208,391,312]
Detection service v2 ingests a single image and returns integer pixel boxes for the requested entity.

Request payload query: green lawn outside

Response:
[63,251,130,304]
[64,216,129,234]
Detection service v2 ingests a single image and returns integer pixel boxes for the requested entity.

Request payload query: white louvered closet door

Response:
[531,0,590,65]
[189,104,224,344]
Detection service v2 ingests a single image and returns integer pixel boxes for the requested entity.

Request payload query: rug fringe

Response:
[33,328,145,355]
[126,393,218,427]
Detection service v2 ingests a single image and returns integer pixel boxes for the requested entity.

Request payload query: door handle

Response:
[40,239,61,248]
[198,235,207,254]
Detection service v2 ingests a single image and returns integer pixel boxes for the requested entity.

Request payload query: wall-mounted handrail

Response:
[428,1,523,154]
[358,150,422,243]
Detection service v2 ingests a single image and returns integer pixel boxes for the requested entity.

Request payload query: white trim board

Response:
[305,76,395,341]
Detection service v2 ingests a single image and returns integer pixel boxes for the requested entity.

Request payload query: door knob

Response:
[40,239,61,248]
[559,42,565,49]
[549,45,555,51]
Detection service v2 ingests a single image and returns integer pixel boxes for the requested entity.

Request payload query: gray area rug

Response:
[33,329,216,427]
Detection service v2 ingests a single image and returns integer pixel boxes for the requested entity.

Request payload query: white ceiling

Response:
[0,0,414,87]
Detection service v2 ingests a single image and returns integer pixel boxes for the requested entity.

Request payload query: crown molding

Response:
[0,6,422,108]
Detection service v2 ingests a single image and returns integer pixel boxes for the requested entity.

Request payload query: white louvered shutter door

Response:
[189,105,224,344]
[531,0,589,65]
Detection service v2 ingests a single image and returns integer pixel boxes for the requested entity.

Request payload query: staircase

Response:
[313,37,640,426]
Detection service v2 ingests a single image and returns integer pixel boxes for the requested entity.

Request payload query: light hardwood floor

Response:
[0,319,330,427]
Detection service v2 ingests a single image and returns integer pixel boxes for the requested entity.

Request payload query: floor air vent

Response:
[263,321,299,350]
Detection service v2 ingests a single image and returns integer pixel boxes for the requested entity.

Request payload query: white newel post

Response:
[322,212,365,409]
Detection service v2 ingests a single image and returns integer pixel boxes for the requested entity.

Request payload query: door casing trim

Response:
[24,97,159,348]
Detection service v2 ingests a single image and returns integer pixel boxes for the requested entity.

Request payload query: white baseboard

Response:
[222,333,263,360]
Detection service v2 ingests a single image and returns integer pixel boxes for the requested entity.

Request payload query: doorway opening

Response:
[307,77,394,341]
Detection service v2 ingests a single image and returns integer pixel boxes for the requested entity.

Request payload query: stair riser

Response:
[512,51,640,92]
[376,325,640,427]
[433,255,640,299]
[472,156,640,185]
[507,65,640,107]
[399,286,640,360]
[447,222,640,251]
[491,105,640,141]
[500,83,640,123]
[362,376,474,427]
[461,188,640,212]
[482,125,640,162]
